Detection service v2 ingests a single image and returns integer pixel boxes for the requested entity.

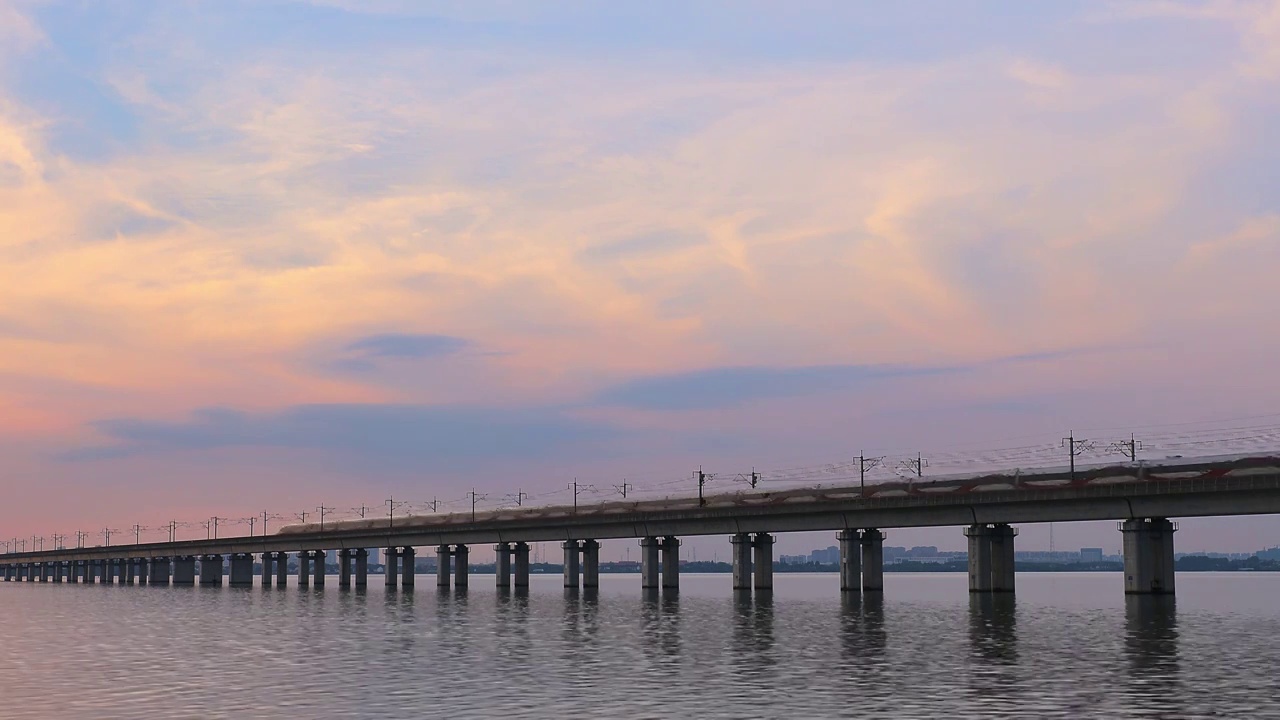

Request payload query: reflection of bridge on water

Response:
[3,455,1278,598]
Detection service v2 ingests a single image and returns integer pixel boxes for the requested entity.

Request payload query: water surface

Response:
[1,572,1277,718]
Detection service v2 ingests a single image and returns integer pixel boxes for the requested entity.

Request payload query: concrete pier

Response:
[452,545,465,588]
[149,557,170,586]
[990,524,1016,593]
[51,562,62,583]
[437,545,451,587]
[965,524,994,593]
[384,548,398,587]
[261,552,275,587]
[199,555,223,586]
[860,529,884,592]
[400,546,415,588]
[339,549,352,589]
[311,550,325,588]
[173,556,196,586]
[102,559,116,585]
[495,543,512,588]
[661,536,680,591]
[838,529,862,591]
[752,533,774,591]
[966,524,1019,593]
[354,549,368,588]
[297,551,311,588]
[582,539,600,588]
[229,553,254,587]
[1122,517,1176,595]
[640,537,660,589]
[513,542,530,588]
[731,533,753,590]
[562,540,580,588]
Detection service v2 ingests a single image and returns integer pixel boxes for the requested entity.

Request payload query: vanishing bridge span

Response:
[4,455,1279,596]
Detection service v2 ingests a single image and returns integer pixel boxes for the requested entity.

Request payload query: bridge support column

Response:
[87,560,99,583]
[102,559,115,585]
[582,540,600,588]
[562,541,580,588]
[260,553,275,587]
[229,553,254,587]
[1122,518,1176,595]
[51,562,62,583]
[274,552,288,587]
[312,551,326,588]
[338,549,352,589]
[400,547,415,588]
[965,524,994,592]
[436,545,452,588]
[173,556,196,586]
[200,555,223,586]
[137,558,148,585]
[640,537,660,589]
[298,552,311,588]
[661,536,680,591]
[838,529,862,592]
[354,549,368,588]
[384,548,398,588]
[753,533,774,591]
[513,542,530,588]
[495,543,512,589]
[731,533,753,590]
[991,524,1016,593]
[452,545,465,588]
[149,557,170,586]
[860,529,884,593]
[122,559,135,585]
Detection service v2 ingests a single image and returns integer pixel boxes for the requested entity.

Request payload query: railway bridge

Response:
[3,455,1278,596]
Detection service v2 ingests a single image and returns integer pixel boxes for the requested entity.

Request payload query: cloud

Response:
[596,364,955,410]
[345,333,470,359]
[577,230,705,264]
[69,403,616,469]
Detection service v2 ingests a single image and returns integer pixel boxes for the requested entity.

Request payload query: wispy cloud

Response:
[345,333,469,359]
[70,403,616,470]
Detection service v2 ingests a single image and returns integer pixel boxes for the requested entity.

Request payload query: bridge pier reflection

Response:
[968,594,1017,663]
[1124,595,1180,713]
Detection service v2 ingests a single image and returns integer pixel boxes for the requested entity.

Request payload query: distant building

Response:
[1080,548,1104,562]
[326,549,337,565]
[1014,551,1082,563]
[780,554,808,565]
[1258,547,1280,561]
[366,547,380,565]
[883,546,908,562]
[809,546,839,564]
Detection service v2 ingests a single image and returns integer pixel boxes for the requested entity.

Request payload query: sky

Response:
[1,0,1279,558]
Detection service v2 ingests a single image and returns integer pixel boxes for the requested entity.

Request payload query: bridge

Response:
[3,454,1278,596]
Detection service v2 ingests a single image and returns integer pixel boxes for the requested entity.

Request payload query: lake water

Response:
[1,572,1278,719]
